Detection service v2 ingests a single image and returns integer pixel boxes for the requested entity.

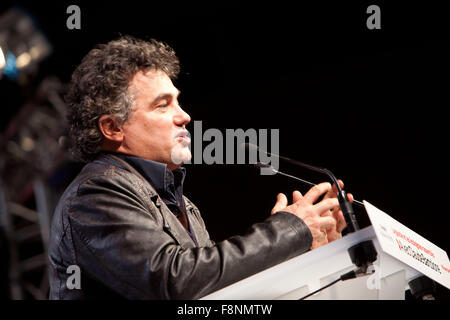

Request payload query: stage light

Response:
[0,6,52,81]
[0,46,5,70]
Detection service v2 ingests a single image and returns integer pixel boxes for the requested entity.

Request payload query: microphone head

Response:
[253,162,277,174]
[241,142,271,157]
[241,142,259,153]
[241,143,277,175]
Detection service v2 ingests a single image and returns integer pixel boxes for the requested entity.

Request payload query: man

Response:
[48,36,350,299]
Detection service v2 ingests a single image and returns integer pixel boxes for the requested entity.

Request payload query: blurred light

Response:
[0,6,52,82]
[3,51,18,80]
[0,46,5,70]
[20,136,35,151]
[16,51,31,69]
[29,44,45,59]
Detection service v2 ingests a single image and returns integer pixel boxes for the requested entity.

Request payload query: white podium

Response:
[201,226,422,300]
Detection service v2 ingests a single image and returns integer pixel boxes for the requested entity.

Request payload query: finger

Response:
[347,193,354,203]
[303,182,332,204]
[331,209,346,230]
[318,216,337,231]
[330,191,353,214]
[332,207,341,221]
[292,190,303,203]
[330,180,343,196]
[324,179,344,200]
[314,197,339,214]
[336,211,347,233]
[271,193,288,214]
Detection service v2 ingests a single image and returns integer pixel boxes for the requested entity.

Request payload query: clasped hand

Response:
[271,180,353,250]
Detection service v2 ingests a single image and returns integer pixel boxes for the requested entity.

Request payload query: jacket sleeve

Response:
[67,173,313,299]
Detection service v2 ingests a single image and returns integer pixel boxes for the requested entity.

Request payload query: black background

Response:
[1,0,448,258]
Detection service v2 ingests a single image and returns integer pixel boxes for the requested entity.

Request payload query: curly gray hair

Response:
[65,35,180,162]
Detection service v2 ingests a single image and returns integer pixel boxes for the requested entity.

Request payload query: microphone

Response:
[246,143,378,283]
[243,143,360,233]
[254,162,365,208]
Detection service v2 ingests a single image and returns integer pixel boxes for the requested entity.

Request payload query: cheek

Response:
[122,116,152,144]
[151,120,174,141]
[151,115,176,139]
[144,121,175,148]
[123,112,175,146]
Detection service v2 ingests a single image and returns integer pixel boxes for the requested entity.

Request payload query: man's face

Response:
[120,69,191,170]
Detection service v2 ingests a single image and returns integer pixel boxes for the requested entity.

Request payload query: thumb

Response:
[271,193,288,215]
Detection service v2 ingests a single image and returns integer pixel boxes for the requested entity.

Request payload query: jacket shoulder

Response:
[49,155,158,248]
[66,155,157,199]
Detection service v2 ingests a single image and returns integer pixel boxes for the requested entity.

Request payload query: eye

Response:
[155,100,170,109]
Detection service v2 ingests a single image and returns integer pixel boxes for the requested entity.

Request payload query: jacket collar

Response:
[109,153,186,207]
[99,153,199,248]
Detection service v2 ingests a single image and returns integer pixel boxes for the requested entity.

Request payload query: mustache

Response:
[173,129,190,139]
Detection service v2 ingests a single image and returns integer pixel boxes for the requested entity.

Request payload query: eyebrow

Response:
[150,90,181,106]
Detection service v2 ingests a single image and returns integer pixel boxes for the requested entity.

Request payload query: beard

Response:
[170,140,192,165]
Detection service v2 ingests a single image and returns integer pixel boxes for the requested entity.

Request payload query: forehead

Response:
[129,69,179,99]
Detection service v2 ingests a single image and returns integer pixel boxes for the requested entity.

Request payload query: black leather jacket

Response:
[48,154,313,299]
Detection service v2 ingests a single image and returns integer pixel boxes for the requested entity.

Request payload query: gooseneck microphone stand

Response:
[244,143,378,275]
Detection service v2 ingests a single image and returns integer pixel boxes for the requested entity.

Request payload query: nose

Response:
[174,105,191,127]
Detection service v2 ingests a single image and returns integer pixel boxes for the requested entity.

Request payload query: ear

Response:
[98,115,124,143]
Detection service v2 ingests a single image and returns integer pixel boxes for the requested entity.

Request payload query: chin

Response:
[170,144,192,166]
